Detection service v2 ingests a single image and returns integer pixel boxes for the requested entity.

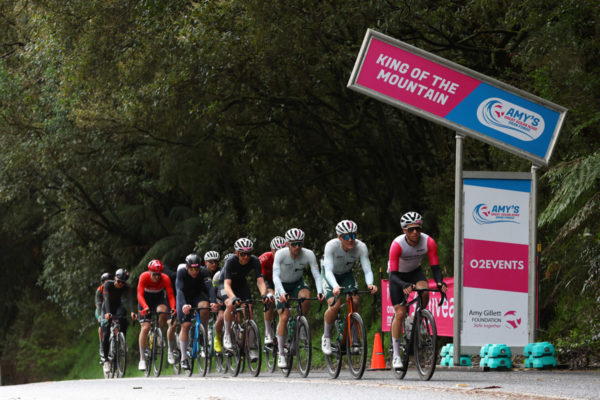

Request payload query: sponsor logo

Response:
[472,203,520,225]
[503,310,522,329]
[477,98,545,141]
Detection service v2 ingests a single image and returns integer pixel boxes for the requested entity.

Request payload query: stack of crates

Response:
[524,342,557,368]
[479,344,512,369]
[439,344,472,366]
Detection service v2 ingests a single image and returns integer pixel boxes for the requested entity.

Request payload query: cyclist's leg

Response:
[197,299,210,330]
[297,285,311,316]
[264,280,276,343]
[100,319,111,360]
[276,306,290,354]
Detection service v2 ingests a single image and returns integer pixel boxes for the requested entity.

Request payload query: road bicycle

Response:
[182,307,210,377]
[225,299,262,377]
[388,286,446,381]
[207,306,227,373]
[279,297,320,378]
[143,310,170,377]
[325,288,372,379]
[104,317,127,379]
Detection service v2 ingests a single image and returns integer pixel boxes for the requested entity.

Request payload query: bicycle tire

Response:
[264,319,277,373]
[184,324,195,377]
[105,333,115,379]
[280,335,293,377]
[116,331,127,378]
[346,312,367,379]
[325,319,342,379]
[172,325,181,375]
[196,323,209,376]
[246,320,262,377]
[144,329,153,377]
[152,327,164,377]
[296,316,311,378]
[227,322,243,377]
[389,315,409,379]
[414,309,437,381]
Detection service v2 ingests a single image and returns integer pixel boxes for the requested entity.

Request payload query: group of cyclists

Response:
[95,212,447,376]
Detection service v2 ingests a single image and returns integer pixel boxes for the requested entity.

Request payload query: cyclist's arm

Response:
[95,288,103,317]
[202,269,217,303]
[137,273,150,311]
[163,274,176,310]
[426,236,444,286]
[323,242,340,289]
[102,283,111,316]
[175,267,187,309]
[224,278,236,299]
[272,251,285,295]
[307,251,323,294]
[358,243,374,286]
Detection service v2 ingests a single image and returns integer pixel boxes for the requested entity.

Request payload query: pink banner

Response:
[381,278,454,337]
[356,38,480,117]
[463,238,528,293]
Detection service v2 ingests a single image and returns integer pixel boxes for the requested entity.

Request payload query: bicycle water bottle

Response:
[288,319,296,339]
[405,315,414,337]
[335,320,344,341]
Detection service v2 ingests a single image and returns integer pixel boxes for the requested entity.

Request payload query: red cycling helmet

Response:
[148,259,164,273]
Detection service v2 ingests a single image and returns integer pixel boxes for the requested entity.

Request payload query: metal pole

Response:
[453,133,465,365]
[529,164,539,343]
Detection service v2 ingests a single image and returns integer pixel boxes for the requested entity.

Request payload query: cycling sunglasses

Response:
[341,233,356,241]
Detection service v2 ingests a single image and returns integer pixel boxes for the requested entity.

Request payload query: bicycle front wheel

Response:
[325,320,342,379]
[184,324,195,377]
[414,309,438,381]
[296,316,311,378]
[346,312,367,379]
[389,315,409,380]
[246,320,262,377]
[227,323,243,377]
[116,332,127,378]
[151,327,164,377]
[196,323,209,376]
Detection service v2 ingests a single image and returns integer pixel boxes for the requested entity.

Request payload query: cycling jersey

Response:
[258,251,274,282]
[102,280,133,316]
[176,265,216,306]
[322,238,374,288]
[388,233,439,273]
[222,255,263,283]
[137,271,176,311]
[272,247,323,295]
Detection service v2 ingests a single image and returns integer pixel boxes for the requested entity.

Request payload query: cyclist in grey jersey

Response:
[321,220,378,355]
[273,228,324,368]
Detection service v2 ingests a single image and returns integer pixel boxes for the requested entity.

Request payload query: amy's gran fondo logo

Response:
[477,98,545,141]
[472,203,520,225]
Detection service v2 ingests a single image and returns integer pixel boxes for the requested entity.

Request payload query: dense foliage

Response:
[0,0,598,383]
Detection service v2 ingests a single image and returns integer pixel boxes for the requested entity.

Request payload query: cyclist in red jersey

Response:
[137,259,177,371]
[258,236,286,345]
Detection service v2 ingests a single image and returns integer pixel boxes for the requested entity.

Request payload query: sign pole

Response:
[453,133,465,365]
[529,164,539,343]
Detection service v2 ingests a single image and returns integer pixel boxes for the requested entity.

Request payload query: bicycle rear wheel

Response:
[296,316,311,378]
[116,332,127,378]
[246,320,262,377]
[196,323,209,376]
[227,323,243,377]
[151,327,164,377]
[143,330,153,377]
[172,325,181,375]
[414,309,437,381]
[346,312,367,379]
[184,324,195,377]
[389,315,409,380]
[325,320,342,379]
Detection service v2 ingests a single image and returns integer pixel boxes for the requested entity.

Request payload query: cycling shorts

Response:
[322,270,357,300]
[389,266,427,306]
[138,291,169,322]
[177,293,209,324]
[275,279,309,311]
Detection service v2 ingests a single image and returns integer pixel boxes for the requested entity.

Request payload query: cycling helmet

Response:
[204,250,220,262]
[223,253,236,262]
[185,253,202,268]
[115,268,129,282]
[101,272,113,283]
[148,259,164,273]
[400,211,423,228]
[270,236,286,250]
[234,238,254,252]
[335,220,358,236]
[284,228,305,242]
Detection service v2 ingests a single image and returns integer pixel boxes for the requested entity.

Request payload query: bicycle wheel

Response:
[280,337,293,377]
[144,330,153,377]
[264,320,277,373]
[196,323,209,376]
[389,315,409,380]
[246,320,262,377]
[151,327,164,377]
[296,316,311,378]
[227,323,243,377]
[184,324,195,377]
[172,325,181,375]
[346,312,367,379]
[414,309,438,381]
[325,319,343,379]
[105,334,115,379]
[116,331,127,378]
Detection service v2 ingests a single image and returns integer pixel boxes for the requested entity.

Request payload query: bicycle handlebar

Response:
[410,286,447,307]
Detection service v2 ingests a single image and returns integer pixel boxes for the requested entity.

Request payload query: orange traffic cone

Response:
[368,332,388,370]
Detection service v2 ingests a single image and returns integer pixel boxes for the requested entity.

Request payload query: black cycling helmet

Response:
[101,272,113,283]
[115,268,129,282]
[185,253,202,268]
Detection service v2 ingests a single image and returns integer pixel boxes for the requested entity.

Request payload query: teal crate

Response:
[531,342,556,357]
[440,344,453,356]
[525,355,557,368]
[480,355,489,367]
[440,355,452,366]
[440,354,471,366]
[480,344,493,357]
[487,344,512,358]
[486,356,512,369]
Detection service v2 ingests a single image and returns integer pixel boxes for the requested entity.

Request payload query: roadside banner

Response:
[348,29,567,166]
[382,277,454,337]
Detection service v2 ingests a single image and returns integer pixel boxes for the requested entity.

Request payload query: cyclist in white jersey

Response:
[321,220,378,355]
[388,211,447,369]
[273,228,324,368]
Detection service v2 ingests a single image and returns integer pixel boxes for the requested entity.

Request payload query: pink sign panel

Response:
[463,238,529,293]
[382,278,454,337]
[356,38,481,118]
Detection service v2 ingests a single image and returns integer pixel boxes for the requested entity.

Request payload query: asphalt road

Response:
[1,367,599,400]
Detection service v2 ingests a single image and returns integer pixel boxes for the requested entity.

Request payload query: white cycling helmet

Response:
[204,250,220,262]
[223,252,236,262]
[284,228,305,242]
[234,238,254,252]
[400,211,423,228]
[270,236,286,250]
[335,220,358,236]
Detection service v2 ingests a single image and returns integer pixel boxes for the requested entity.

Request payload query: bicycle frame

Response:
[280,297,320,377]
